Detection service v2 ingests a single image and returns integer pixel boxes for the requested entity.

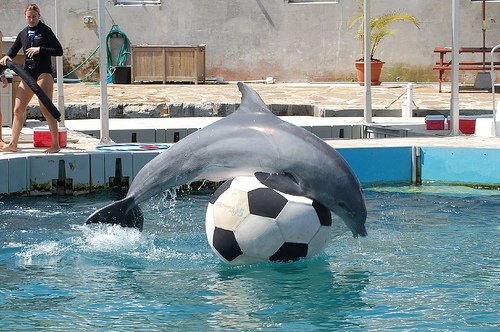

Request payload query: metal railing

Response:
[491,43,500,137]
[363,125,409,139]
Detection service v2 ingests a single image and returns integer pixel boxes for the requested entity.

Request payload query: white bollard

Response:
[405,83,413,118]
[474,118,495,137]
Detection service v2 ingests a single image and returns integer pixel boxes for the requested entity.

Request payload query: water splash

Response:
[16,241,68,265]
[76,224,147,253]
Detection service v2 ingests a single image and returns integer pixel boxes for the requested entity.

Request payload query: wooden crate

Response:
[131,44,205,84]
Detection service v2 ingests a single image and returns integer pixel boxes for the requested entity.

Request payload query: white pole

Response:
[492,45,500,137]
[450,0,460,135]
[363,0,372,123]
[54,0,65,126]
[98,0,112,144]
[404,83,413,118]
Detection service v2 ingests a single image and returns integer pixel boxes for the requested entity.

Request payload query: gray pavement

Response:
[54,81,496,115]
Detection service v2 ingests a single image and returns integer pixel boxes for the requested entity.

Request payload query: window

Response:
[287,0,339,4]
[114,0,161,6]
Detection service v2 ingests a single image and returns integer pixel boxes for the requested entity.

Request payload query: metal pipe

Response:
[450,0,460,135]
[54,0,65,126]
[411,146,421,186]
[492,44,500,137]
[363,0,372,124]
[482,0,486,70]
[98,0,112,144]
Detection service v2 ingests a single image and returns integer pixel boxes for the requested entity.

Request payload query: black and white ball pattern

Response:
[205,175,332,265]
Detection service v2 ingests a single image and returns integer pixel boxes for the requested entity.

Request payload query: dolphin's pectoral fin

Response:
[254,171,305,196]
[86,196,144,230]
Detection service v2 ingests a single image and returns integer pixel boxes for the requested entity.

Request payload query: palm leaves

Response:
[349,3,420,61]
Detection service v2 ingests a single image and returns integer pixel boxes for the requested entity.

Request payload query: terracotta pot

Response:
[354,60,385,86]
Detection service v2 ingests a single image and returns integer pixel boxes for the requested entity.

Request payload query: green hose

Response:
[106,24,131,70]
[60,25,130,83]
[63,45,99,78]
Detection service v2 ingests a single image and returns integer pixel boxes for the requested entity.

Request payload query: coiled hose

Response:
[61,24,130,83]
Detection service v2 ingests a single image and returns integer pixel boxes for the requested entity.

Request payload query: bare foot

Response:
[1,144,17,152]
[44,146,61,154]
[0,141,6,148]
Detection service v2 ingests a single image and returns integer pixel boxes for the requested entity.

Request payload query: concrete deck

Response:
[1,117,499,155]
[1,81,499,154]
[0,81,499,197]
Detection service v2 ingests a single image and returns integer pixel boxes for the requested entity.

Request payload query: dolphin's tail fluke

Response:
[86,196,144,230]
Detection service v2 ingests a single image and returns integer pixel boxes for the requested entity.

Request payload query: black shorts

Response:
[26,68,53,80]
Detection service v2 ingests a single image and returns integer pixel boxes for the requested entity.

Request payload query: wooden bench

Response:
[433,47,500,92]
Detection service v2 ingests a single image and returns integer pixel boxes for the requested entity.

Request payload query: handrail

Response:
[492,44,500,137]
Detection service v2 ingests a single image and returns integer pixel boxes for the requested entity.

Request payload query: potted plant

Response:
[349,1,420,86]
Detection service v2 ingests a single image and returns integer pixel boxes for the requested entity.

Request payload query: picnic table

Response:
[433,47,500,92]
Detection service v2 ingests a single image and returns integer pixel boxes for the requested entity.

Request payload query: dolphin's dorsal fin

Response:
[237,82,270,114]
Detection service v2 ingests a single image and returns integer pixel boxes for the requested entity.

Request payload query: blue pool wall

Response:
[420,147,500,185]
[338,147,413,185]
[0,146,499,196]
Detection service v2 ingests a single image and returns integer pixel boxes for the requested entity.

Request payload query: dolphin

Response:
[86,82,367,237]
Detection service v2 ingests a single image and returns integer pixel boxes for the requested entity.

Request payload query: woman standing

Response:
[0,4,63,153]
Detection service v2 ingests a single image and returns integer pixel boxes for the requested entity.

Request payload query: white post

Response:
[492,45,499,137]
[405,83,413,118]
[450,0,460,135]
[98,0,112,144]
[363,0,372,124]
[54,0,65,126]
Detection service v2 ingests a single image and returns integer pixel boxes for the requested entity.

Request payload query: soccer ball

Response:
[205,175,332,265]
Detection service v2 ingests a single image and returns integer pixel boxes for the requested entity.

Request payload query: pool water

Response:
[1,187,499,331]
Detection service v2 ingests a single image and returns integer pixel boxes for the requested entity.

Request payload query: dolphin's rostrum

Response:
[86,82,367,237]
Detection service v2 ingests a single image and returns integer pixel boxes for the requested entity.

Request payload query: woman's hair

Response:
[25,4,41,16]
